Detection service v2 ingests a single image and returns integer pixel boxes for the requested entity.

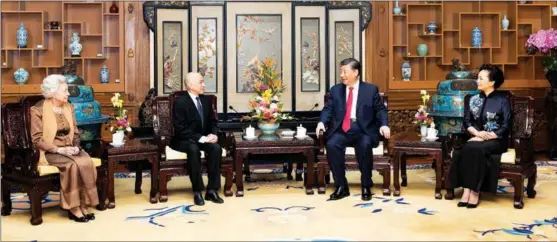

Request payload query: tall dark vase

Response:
[546,88,557,159]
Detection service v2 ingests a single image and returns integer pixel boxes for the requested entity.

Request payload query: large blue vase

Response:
[258,122,280,135]
[100,65,109,83]
[16,23,28,48]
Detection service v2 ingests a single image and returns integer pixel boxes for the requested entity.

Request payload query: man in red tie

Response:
[316,58,390,201]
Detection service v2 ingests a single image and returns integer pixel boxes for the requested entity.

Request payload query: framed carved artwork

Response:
[226,2,292,112]
[154,6,189,96]
[328,8,361,87]
[191,4,224,112]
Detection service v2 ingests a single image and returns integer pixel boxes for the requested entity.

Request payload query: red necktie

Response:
[342,87,354,132]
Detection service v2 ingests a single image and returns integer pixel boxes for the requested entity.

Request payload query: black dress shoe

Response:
[193,192,205,206]
[205,191,224,204]
[328,186,350,201]
[68,211,89,223]
[361,186,372,201]
[457,201,468,207]
[85,213,95,220]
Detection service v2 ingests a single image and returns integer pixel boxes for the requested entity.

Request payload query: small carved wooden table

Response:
[392,132,447,199]
[233,131,316,196]
[105,139,159,208]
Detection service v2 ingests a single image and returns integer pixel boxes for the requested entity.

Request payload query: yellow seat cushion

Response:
[324,141,384,156]
[38,157,102,176]
[500,148,516,164]
[165,146,228,161]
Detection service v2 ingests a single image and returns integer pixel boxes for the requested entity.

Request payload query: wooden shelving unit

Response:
[1,1,124,94]
[389,1,557,90]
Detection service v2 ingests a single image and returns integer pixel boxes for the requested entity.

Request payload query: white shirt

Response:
[188,91,207,143]
[346,81,359,119]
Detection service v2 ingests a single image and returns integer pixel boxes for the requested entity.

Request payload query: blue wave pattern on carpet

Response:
[125,205,208,227]
[474,217,557,240]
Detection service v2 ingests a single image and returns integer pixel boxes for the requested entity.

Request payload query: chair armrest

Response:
[513,138,534,165]
[217,130,235,157]
[445,133,468,159]
[318,130,325,154]
[3,147,41,177]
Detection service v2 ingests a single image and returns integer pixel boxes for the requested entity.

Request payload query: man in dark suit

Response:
[170,72,224,206]
[316,58,391,201]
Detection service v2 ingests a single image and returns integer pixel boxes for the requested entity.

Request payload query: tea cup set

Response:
[280,125,308,139]
[425,127,439,142]
[243,125,257,140]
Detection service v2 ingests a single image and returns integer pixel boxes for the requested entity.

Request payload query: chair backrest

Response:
[1,102,29,150]
[152,91,218,143]
[463,91,534,146]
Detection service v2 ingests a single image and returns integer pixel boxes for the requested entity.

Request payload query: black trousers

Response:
[174,141,222,192]
[449,140,506,193]
[326,122,375,188]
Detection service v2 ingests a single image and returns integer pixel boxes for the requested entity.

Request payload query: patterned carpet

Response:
[2,162,556,241]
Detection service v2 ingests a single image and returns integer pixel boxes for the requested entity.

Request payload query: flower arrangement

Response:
[109,93,132,133]
[242,57,293,123]
[525,28,557,73]
[414,90,434,127]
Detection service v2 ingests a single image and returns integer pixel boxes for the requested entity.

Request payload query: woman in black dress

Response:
[449,64,511,208]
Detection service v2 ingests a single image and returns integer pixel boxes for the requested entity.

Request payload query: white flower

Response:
[256,96,263,101]
[126,126,132,132]
[270,103,278,110]
[256,109,261,115]
[272,113,278,118]
[420,90,427,95]
[272,95,279,101]
[109,126,114,132]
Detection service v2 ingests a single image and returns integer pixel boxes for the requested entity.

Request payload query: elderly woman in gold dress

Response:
[30,74,98,223]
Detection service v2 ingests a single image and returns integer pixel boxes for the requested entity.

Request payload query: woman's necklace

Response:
[52,106,62,114]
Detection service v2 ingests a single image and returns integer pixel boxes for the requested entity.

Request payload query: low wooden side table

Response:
[392,132,447,199]
[233,131,316,196]
[104,139,159,208]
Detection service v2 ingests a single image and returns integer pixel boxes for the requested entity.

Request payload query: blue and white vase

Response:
[69,32,82,57]
[100,65,109,83]
[16,23,28,48]
[501,15,509,30]
[401,60,411,81]
[427,21,437,34]
[393,0,401,15]
[13,68,29,85]
[472,27,482,47]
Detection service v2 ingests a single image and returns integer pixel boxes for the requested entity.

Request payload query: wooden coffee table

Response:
[233,130,316,196]
[392,132,448,199]
[104,138,159,208]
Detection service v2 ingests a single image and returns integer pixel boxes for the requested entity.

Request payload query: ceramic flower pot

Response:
[420,125,428,137]
[258,122,280,135]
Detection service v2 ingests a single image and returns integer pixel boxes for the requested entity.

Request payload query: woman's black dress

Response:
[449,90,511,193]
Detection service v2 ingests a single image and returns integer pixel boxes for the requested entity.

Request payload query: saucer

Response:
[425,137,439,142]
[243,135,258,140]
[110,142,125,147]
[295,135,308,139]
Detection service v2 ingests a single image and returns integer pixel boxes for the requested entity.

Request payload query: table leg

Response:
[305,149,315,195]
[107,158,116,209]
[235,152,245,197]
[434,153,442,199]
[149,156,159,204]
[135,162,143,194]
[393,151,401,197]
[401,154,408,187]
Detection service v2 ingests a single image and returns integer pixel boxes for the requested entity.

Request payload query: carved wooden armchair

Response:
[151,92,234,202]
[1,96,107,225]
[316,93,392,195]
[444,92,537,209]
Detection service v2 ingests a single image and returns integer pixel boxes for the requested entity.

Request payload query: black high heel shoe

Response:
[85,213,95,220]
[467,201,480,209]
[68,211,89,223]
[457,201,468,207]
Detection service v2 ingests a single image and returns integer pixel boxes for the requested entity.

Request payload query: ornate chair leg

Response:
[159,172,169,203]
[381,167,391,196]
[317,164,326,194]
[1,180,12,216]
[135,162,143,194]
[28,188,43,225]
[513,177,525,209]
[222,167,233,197]
[527,168,537,198]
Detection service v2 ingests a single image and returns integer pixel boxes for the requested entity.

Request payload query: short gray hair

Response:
[41,74,66,99]
[184,72,202,90]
